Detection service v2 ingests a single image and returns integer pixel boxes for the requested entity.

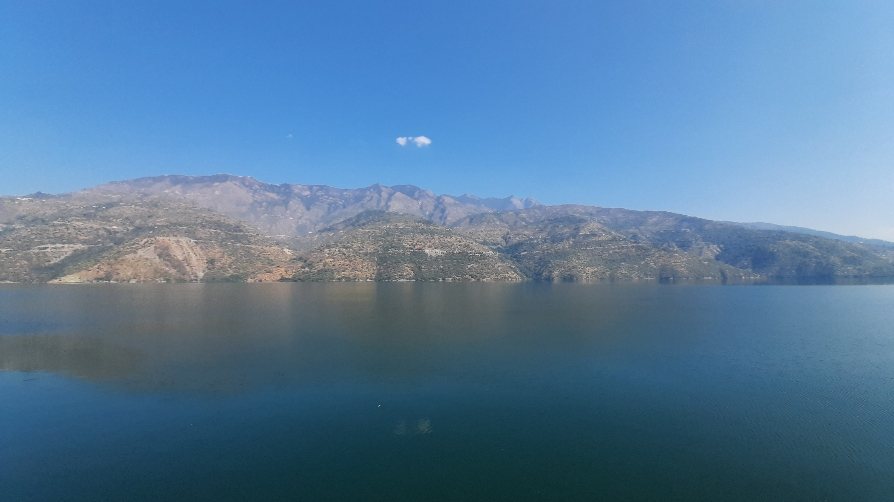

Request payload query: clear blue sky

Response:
[2,1,892,239]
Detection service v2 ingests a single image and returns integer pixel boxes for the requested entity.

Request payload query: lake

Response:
[1,283,893,501]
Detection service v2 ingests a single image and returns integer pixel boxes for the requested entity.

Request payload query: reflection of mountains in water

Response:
[394,418,432,435]
[0,334,145,381]
[0,283,704,394]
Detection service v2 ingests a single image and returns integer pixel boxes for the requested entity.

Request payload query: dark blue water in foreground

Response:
[1,283,892,501]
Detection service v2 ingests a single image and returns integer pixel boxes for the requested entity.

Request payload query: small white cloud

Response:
[396,135,431,147]
[286,134,293,139]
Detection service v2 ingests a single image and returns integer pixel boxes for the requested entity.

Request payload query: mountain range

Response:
[2,174,892,283]
[81,174,540,241]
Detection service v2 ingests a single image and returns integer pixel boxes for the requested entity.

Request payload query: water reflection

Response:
[0,283,704,393]
[0,333,144,381]
[2,284,893,501]
[394,418,432,436]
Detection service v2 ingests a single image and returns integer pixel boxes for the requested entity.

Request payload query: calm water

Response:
[1,283,893,501]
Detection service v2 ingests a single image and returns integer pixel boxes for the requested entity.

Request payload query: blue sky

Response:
[1,1,892,239]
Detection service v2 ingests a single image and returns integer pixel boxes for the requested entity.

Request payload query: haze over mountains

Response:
[727,222,894,248]
[1,175,892,283]
[83,175,541,240]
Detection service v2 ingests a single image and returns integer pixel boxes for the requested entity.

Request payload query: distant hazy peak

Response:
[85,175,536,205]
[728,222,894,248]
[77,174,541,239]
[447,194,541,211]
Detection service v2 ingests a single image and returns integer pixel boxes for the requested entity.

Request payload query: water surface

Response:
[1,283,893,501]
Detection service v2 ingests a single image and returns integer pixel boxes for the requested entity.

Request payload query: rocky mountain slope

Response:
[3,176,893,283]
[728,222,894,248]
[81,175,540,240]
[290,212,523,281]
[452,209,752,282]
[453,205,894,281]
[0,194,301,283]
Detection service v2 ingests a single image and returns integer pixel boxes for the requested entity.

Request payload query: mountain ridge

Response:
[26,174,888,246]
[2,175,893,283]
[77,174,541,241]
[727,221,894,248]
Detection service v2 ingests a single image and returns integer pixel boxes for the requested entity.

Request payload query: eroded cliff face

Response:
[0,195,302,283]
[54,237,208,283]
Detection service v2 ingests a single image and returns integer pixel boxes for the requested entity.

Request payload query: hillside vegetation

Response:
[453,205,894,281]
[0,195,300,283]
[290,212,523,281]
[2,176,892,283]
